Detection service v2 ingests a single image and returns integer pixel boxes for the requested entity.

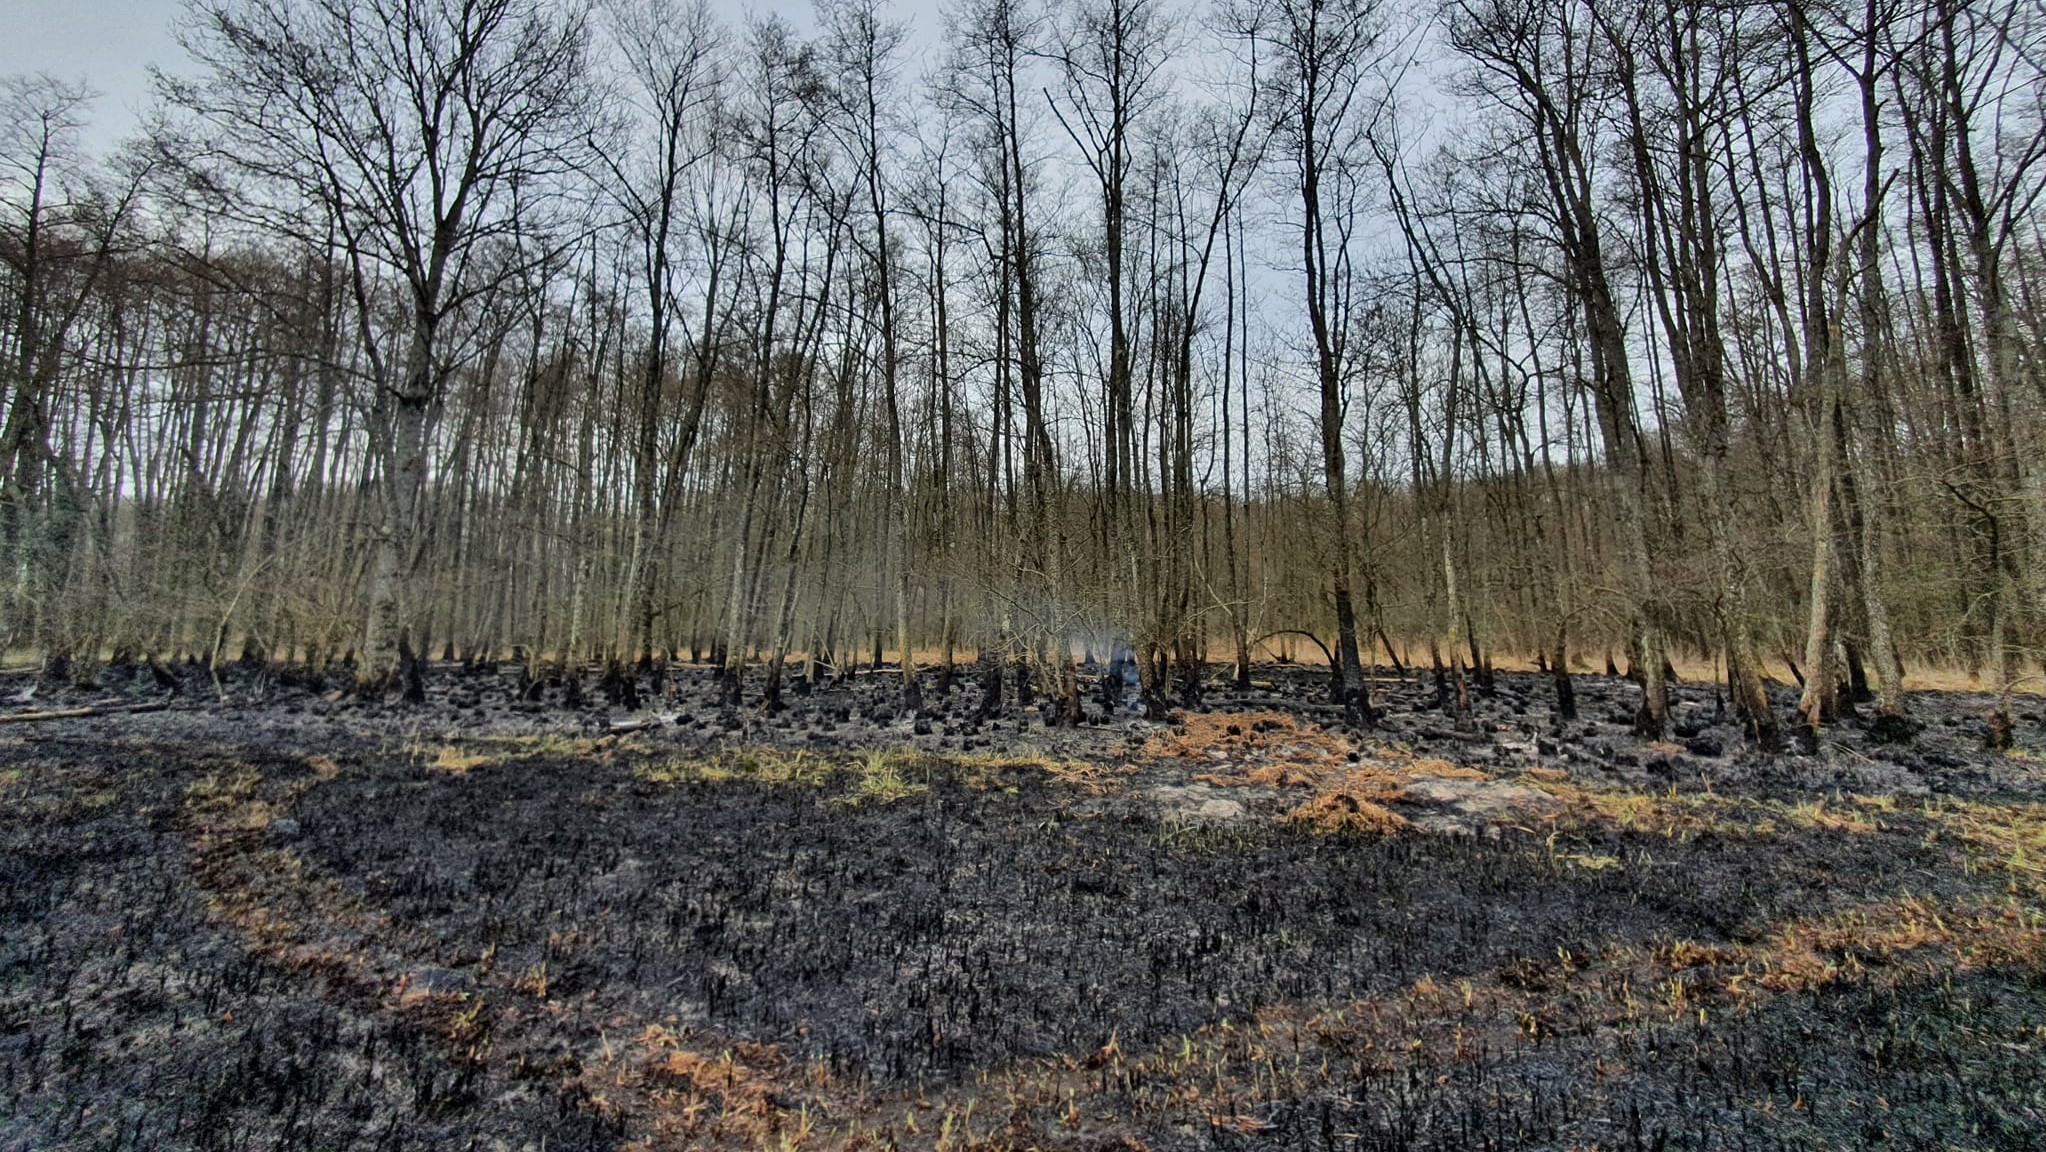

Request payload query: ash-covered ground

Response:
[3,659,2042,1150]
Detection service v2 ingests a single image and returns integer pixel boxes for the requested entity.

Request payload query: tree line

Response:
[1,0,2041,745]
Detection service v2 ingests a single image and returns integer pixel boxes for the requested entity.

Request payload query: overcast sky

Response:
[1,0,188,150]
[1,0,957,155]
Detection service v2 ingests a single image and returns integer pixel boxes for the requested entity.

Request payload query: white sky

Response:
[0,0,954,155]
[1,0,188,150]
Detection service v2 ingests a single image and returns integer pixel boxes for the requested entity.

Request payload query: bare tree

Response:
[1446,0,1674,737]
[2,0,2039,747]
[1598,0,1779,746]
[598,0,725,672]
[1050,0,1172,713]
[943,0,1072,721]
[1255,0,1393,725]
[173,0,593,694]
[0,77,146,675]
[821,0,922,714]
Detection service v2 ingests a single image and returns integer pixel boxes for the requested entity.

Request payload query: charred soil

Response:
[3,661,2043,1149]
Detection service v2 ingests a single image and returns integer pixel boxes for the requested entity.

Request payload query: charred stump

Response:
[976,657,1004,721]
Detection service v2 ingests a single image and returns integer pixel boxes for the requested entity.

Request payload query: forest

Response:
[4,2,2046,1147]
[1,0,2038,745]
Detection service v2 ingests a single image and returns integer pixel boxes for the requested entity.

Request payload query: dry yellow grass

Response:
[399,732,619,777]
[1756,896,2046,991]
[634,746,832,787]
[839,750,929,806]
[1524,779,1908,842]
[632,745,1128,803]
[426,745,493,774]
[953,748,1131,794]
[1922,797,2046,884]
[1768,795,1885,835]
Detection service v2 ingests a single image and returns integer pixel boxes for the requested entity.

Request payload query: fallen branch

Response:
[605,714,669,735]
[0,700,171,724]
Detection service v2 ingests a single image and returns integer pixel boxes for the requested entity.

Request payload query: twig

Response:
[0,700,171,724]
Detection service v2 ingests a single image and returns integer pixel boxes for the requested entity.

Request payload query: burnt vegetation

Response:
[4,0,2046,1144]
[3,664,2045,1148]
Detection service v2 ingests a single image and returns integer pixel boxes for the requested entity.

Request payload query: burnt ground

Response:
[2,660,2044,1150]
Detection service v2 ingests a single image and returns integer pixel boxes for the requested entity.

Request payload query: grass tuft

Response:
[840,749,930,806]
[427,745,493,774]
[953,748,1129,793]
[1923,797,2046,885]
[1286,791,1407,836]
[634,746,831,787]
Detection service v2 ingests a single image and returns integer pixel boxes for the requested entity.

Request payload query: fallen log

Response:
[0,700,172,724]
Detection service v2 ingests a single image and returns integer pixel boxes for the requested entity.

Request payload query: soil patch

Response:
[3,662,2043,1148]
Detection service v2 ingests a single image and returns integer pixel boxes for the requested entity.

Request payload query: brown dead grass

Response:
[1154,715,1523,839]
[1145,711,1352,768]
[1403,757,1492,781]
[181,773,442,1049]
[579,1024,827,1149]
[1477,650,2043,695]
[1039,757,1125,794]
[1285,791,1408,836]
[1157,712,1363,802]
[1756,896,2046,992]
